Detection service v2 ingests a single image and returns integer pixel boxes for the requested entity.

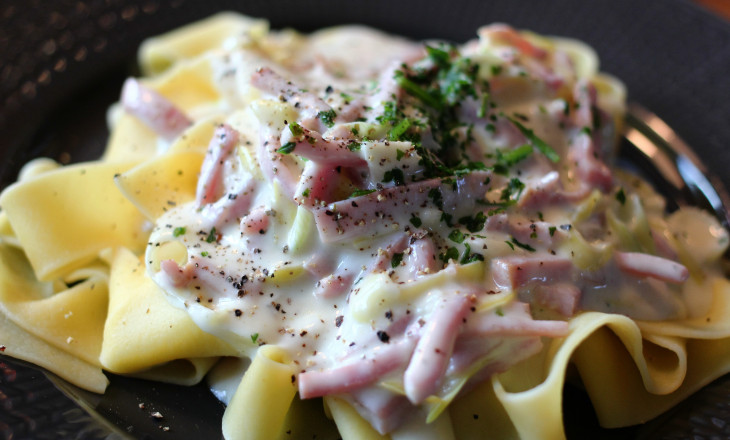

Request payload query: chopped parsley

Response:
[318,110,337,128]
[391,252,404,268]
[458,211,487,233]
[382,168,406,186]
[388,118,413,141]
[251,333,259,344]
[206,227,218,243]
[439,246,460,263]
[615,187,626,205]
[277,142,296,154]
[289,122,304,137]
[510,236,536,252]
[173,226,186,237]
[448,229,465,243]
[350,189,376,198]
[493,144,533,174]
[460,242,484,264]
[506,117,560,163]
[409,215,422,228]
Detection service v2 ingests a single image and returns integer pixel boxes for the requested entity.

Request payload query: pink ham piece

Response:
[485,213,566,245]
[403,294,471,404]
[303,251,336,278]
[369,233,409,272]
[159,259,195,288]
[295,161,344,207]
[199,175,256,230]
[532,283,582,317]
[250,67,333,131]
[314,171,492,243]
[567,132,613,193]
[346,389,412,435]
[367,62,406,111]
[314,178,442,242]
[298,337,416,399]
[462,301,569,338]
[571,80,598,130]
[280,126,366,166]
[121,78,192,140]
[614,251,689,284]
[403,235,438,277]
[479,24,548,59]
[257,136,301,200]
[240,206,271,235]
[449,336,544,385]
[195,124,240,207]
[491,254,574,290]
[314,269,355,298]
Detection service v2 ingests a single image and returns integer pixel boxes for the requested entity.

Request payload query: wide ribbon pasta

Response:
[1,12,730,440]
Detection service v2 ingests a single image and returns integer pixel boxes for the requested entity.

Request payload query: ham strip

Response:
[196,124,240,207]
[280,125,366,166]
[251,67,333,131]
[240,206,271,235]
[462,301,569,338]
[614,251,689,284]
[199,175,256,230]
[256,136,301,200]
[347,389,412,435]
[298,337,416,399]
[567,132,613,193]
[314,172,492,242]
[404,235,438,277]
[491,254,574,290]
[295,161,345,206]
[314,269,356,298]
[485,213,566,245]
[532,283,582,317]
[121,78,192,140]
[159,259,195,288]
[403,294,471,404]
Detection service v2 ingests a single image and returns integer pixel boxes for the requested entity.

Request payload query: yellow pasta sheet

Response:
[101,247,236,373]
[0,161,147,281]
[222,346,297,440]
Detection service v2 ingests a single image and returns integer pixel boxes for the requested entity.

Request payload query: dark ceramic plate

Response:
[1,0,730,439]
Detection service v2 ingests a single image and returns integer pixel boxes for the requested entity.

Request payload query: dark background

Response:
[1,0,729,191]
[0,0,729,439]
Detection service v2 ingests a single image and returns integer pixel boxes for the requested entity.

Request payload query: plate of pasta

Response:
[2,1,730,439]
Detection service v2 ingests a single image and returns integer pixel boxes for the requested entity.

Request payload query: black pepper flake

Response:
[234,309,242,317]
[376,330,390,343]
[335,315,344,327]
[385,310,393,321]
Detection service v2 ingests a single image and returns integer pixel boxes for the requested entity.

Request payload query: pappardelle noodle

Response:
[2,12,730,439]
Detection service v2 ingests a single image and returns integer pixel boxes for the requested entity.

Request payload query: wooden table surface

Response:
[695,0,730,20]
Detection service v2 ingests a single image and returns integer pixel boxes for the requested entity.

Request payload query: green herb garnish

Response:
[277,142,296,154]
[318,110,337,128]
[350,189,377,198]
[506,117,560,163]
[391,252,404,268]
[206,227,217,243]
